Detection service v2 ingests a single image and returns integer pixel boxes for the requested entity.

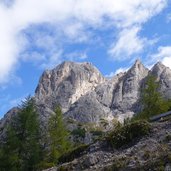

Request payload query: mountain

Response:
[1,60,171,139]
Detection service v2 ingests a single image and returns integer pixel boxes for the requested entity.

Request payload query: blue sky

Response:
[1,0,171,117]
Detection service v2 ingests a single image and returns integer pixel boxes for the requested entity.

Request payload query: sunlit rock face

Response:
[35,61,105,113]
[111,59,149,114]
[1,60,171,135]
[151,62,171,99]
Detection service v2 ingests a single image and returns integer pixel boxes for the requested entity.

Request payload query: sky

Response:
[1,0,171,117]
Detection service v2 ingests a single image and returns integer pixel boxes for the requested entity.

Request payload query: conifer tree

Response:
[15,96,41,171]
[0,97,42,171]
[0,126,20,171]
[48,105,71,164]
[136,75,170,119]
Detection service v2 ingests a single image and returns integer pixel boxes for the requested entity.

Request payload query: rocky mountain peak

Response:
[35,61,105,113]
[128,59,149,75]
[151,61,167,77]
[151,61,171,98]
[134,58,142,66]
[110,59,149,119]
[1,60,171,140]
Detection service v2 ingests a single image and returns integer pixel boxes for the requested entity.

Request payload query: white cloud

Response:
[40,50,63,69]
[162,57,171,68]
[150,46,171,69]
[166,13,171,23]
[9,95,26,107]
[115,67,129,75]
[0,0,167,84]
[106,67,128,77]
[108,27,145,60]
[105,72,115,78]
[0,93,27,118]
[66,52,88,61]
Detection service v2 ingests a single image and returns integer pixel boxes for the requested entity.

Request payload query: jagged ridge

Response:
[1,60,171,140]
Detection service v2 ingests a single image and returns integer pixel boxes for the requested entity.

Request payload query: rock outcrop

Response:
[0,107,20,140]
[35,61,105,113]
[1,60,171,136]
[34,59,152,124]
[151,62,171,99]
[111,59,149,121]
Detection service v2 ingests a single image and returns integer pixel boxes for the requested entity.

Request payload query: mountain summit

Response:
[1,60,171,139]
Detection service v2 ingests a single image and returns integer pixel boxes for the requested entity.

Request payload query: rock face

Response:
[35,61,105,113]
[111,60,149,120]
[151,62,171,99]
[0,107,20,141]
[65,73,123,123]
[34,59,152,124]
[1,60,171,134]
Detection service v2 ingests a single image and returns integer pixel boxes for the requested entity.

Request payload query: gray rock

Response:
[151,62,171,99]
[0,107,19,141]
[65,73,124,123]
[35,61,105,113]
[1,59,171,140]
[111,59,149,113]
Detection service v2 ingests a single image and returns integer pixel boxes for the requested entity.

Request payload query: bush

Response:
[71,128,86,138]
[37,162,55,170]
[58,165,70,171]
[107,120,151,149]
[58,144,89,164]
[90,130,103,136]
[164,133,171,142]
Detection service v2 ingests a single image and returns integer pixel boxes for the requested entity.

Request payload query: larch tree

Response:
[0,96,42,171]
[48,105,71,164]
[136,75,170,120]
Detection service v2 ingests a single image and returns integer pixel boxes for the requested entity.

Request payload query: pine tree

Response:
[48,105,71,164]
[0,126,20,171]
[136,75,170,120]
[15,96,41,171]
[0,97,42,171]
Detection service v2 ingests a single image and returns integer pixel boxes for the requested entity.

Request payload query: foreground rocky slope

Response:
[1,60,171,140]
[45,119,171,171]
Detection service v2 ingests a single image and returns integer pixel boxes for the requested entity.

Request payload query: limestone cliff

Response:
[1,60,171,137]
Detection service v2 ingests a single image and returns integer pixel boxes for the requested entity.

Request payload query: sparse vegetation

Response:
[133,75,170,121]
[107,120,151,149]
[71,127,86,139]
[58,144,90,164]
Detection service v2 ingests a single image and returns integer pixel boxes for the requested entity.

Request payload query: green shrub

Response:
[58,165,71,171]
[164,133,171,142]
[37,162,55,170]
[91,130,103,136]
[58,144,89,163]
[107,120,151,149]
[71,128,86,138]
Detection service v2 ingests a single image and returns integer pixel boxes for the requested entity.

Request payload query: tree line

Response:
[0,97,71,171]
